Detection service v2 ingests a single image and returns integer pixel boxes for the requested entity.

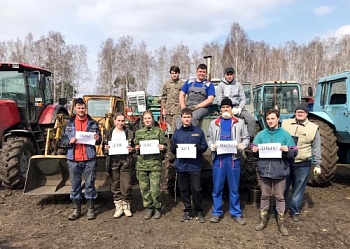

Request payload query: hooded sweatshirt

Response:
[216,78,246,108]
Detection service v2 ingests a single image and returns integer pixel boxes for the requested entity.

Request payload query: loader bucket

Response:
[24,155,111,195]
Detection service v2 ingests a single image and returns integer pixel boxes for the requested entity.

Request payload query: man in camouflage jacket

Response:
[161,66,184,133]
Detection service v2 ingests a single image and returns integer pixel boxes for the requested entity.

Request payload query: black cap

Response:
[224,67,235,74]
[74,98,86,106]
[295,103,309,114]
[220,98,233,107]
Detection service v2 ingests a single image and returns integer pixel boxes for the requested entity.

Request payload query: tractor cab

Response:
[253,81,301,129]
[0,63,54,125]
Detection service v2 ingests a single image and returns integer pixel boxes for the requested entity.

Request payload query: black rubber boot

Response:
[86,199,96,220]
[68,200,81,221]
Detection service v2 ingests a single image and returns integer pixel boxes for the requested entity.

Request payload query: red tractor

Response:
[0,63,69,189]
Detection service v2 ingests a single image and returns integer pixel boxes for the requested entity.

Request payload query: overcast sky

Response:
[1,0,350,92]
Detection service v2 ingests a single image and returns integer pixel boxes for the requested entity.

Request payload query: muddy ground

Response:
[1,165,350,249]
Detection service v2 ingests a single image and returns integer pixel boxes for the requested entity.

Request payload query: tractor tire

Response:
[255,122,261,135]
[0,137,35,189]
[241,148,259,188]
[308,118,338,186]
[161,138,176,194]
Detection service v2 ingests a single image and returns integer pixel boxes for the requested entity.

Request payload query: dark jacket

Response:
[103,125,135,168]
[61,115,101,160]
[252,127,297,179]
[170,125,208,172]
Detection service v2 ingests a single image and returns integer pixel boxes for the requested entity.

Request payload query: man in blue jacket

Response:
[61,98,101,220]
[170,108,208,223]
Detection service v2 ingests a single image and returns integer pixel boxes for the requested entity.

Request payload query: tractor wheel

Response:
[0,137,35,189]
[255,122,261,136]
[308,118,338,186]
[241,148,259,188]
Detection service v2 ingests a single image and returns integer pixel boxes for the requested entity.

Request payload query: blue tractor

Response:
[308,71,350,185]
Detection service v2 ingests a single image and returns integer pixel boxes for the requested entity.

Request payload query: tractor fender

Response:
[3,130,40,154]
[39,104,69,124]
[308,111,334,126]
[0,100,21,139]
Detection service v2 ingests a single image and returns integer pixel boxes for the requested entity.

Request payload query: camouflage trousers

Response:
[137,170,162,209]
[166,113,180,133]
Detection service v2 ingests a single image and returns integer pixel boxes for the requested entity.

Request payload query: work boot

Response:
[144,208,154,220]
[209,215,220,223]
[68,200,81,220]
[86,199,96,220]
[122,201,133,217]
[232,216,246,225]
[154,208,162,219]
[181,212,192,222]
[113,200,124,218]
[277,213,289,236]
[255,211,268,231]
[196,212,205,223]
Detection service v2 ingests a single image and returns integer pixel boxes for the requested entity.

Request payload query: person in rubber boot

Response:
[252,109,298,236]
[61,98,102,221]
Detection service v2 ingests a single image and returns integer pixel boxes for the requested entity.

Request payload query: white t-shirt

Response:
[111,129,127,141]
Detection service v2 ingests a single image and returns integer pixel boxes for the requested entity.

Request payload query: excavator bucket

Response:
[24,155,111,195]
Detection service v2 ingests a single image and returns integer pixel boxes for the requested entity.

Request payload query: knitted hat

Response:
[220,98,233,107]
[295,103,309,114]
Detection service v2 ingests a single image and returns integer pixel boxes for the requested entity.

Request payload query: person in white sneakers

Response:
[104,113,135,218]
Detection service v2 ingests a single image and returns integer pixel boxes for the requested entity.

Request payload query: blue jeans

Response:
[212,157,241,217]
[67,159,97,200]
[285,161,311,215]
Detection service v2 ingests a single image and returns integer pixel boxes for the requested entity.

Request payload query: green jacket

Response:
[134,126,167,171]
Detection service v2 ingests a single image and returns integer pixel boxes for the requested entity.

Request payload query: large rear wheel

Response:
[0,137,35,189]
[308,118,338,186]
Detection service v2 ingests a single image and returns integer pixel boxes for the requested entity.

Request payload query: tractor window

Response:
[87,99,109,117]
[116,100,124,113]
[242,84,251,105]
[263,86,300,113]
[44,76,53,105]
[27,74,40,105]
[253,88,261,114]
[0,71,26,107]
[320,83,328,106]
[329,80,346,105]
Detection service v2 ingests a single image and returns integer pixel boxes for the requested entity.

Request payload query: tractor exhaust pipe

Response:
[204,55,212,81]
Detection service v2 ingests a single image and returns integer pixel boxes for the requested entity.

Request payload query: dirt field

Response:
[1,165,350,249]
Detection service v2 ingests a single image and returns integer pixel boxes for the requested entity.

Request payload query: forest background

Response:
[1,22,350,101]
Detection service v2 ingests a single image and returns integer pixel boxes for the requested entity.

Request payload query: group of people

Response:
[61,64,322,237]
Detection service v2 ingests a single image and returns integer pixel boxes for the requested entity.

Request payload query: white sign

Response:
[140,139,160,155]
[76,131,96,145]
[258,143,282,158]
[108,140,129,155]
[176,144,196,158]
[217,140,237,155]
